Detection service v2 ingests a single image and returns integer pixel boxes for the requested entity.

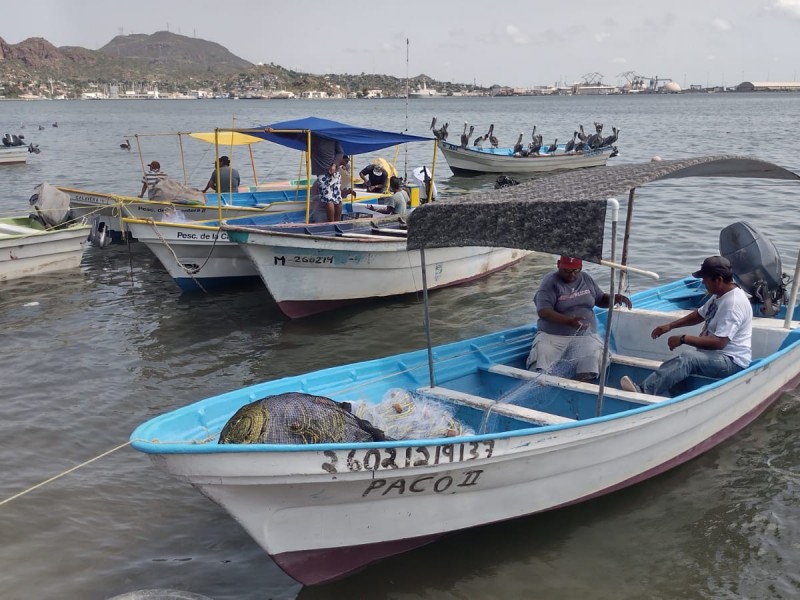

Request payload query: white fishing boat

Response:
[0,145,38,165]
[131,156,800,585]
[123,203,377,291]
[0,184,89,280]
[224,217,530,318]
[438,140,616,175]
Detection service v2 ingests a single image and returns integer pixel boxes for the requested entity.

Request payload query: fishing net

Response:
[218,392,390,444]
[353,388,475,440]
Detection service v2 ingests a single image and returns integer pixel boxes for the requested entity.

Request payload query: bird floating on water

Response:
[120,139,131,150]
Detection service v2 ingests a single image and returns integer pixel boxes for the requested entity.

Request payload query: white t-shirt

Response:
[697,286,752,367]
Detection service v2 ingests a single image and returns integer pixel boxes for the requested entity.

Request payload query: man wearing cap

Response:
[527,255,632,382]
[202,156,240,194]
[139,160,168,199]
[359,163,388,193]
[620,255,752,396]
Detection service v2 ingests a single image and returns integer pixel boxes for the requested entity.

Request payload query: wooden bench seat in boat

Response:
[417,385,575,426]
[483,364,666,405]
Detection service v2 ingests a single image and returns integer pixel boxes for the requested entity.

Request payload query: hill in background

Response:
[0,31,486,99]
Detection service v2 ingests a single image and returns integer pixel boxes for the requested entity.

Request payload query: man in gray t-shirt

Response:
[527,256,631,381]
[203,155,240,193]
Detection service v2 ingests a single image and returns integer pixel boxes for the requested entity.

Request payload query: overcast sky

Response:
[3,0,800,88]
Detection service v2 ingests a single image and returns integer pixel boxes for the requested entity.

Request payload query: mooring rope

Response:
[0,440,132,507]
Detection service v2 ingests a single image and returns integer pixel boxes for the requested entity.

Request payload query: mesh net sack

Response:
[218,392,390,445]
[354,388,475,440]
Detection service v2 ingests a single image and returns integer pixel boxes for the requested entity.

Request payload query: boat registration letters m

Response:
[321,440,494,474]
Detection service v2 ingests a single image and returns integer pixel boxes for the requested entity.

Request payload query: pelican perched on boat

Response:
[512,133,524,155]
[544,138,559,154]
[430,118,448,141]
[564,131,578,153]
[528,134,543,155]
[473,135,485,149]
[487,124,499,148]
[460,123,474,148]
[601,126,620,147]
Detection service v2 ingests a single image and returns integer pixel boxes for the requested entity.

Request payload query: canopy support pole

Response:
[305,130,312,224]
[784,248,800,329]
[177,133,188,185]
[420,248,436,388]
[618,188,636,294]
[596,198,620,417]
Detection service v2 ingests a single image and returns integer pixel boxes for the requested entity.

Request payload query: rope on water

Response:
[0,440,132,507]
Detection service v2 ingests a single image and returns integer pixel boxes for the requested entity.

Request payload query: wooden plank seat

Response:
[417,385,575,426]
[609,353,663,370]
[483,364,667,405]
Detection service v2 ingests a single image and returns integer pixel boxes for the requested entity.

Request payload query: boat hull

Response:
[0,146,29,165]
[233,230,530,317]
[134,295,800,584]
[437,141,614,175]
[0,219,89,280]
[124,220,259,290]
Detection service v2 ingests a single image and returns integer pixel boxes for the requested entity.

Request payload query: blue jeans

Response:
[642,351,744,396]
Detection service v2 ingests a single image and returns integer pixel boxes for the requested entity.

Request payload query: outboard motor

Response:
[719,221,788,317]
[88,215,113,248]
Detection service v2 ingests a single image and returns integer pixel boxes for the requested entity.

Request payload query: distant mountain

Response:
[99,31,252,75]
[0,31,251,83]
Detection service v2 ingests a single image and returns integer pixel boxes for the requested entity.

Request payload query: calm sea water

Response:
[1,94,799,600]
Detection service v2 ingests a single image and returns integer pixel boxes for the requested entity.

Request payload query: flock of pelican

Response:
[430,118,620,156]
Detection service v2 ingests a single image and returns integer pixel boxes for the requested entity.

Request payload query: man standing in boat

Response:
[311,135,345,222]
[621,256,752,396]
[527,256,631,382]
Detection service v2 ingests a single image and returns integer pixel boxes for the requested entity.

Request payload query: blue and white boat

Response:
[438,140,616,175]
[130,156,800,585]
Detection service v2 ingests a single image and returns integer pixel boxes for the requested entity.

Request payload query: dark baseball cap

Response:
[692,256,732,279]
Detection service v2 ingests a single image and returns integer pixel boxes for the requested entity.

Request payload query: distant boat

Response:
[409,82,445,99]
[437,140,617,175]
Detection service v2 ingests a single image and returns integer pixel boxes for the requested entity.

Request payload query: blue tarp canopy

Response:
[245,117,433,155]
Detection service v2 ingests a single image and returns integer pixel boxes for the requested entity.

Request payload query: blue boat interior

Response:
[205,188,312,208]
[130,276,800,453]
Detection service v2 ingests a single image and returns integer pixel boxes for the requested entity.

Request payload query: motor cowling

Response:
[719,221,787,316]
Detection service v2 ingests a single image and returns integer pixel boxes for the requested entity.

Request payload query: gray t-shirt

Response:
[534,271,605,335]
[310,136,344,176]
[386,190,408,215]
[209,165,240,193]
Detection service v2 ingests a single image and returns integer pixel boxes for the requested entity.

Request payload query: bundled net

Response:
[218,392,390,444]
[353,388,475,440]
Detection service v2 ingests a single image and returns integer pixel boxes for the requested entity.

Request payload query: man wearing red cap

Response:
[527,255,632,381]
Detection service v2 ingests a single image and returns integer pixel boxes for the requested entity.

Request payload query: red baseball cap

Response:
[558,256,583,269]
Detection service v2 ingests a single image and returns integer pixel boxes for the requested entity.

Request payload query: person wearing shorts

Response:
[527,255,632,381]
